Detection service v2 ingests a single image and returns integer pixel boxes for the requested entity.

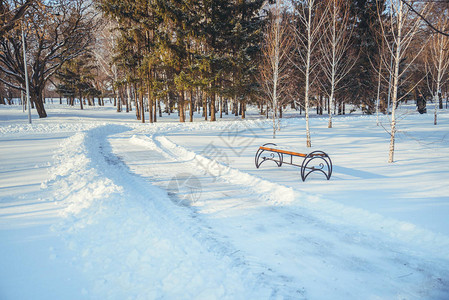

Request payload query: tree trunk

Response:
[179,90,185,122]
[166,94,171,115]
[126,85,132,112]
[189,89,194,122]
[434,81,440,125]
[219,95,223,118]
[320,96,325,116]
[148,85,153,123]
[135,84,141,120]
[158,99,162,117]
[234,97,239,117]
[139,88,145,123]
[153,97,157,122]
[210,92,216,121]
[80,93,84,110]
[388,2,403,163]
[116,92,121,112]
[304,5,312,148]
[203,91,207,120]
[33,93,47,118]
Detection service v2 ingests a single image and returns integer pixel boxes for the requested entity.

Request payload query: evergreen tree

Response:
[98,0,266,123]
[229,0,265,119]
[56,53,99,110]
[343,0,386,114]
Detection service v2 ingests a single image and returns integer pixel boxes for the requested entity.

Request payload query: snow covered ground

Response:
[1,103,449,299]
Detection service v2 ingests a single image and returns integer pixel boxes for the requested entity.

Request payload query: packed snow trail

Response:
[47,125,273,299]
[105,125,449,299]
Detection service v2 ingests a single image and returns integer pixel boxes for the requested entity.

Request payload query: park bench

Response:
[255,143,332,182]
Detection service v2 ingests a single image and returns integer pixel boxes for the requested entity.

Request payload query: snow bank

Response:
[0,122,100,135]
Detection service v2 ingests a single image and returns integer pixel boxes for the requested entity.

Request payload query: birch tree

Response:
[377,0,430,163]
[291,0,327,147]
[92,21,119,107]
[259,0,292,138]
[319,0,356,128]
[425,5,449,125]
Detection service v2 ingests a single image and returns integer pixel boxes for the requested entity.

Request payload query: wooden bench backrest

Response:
[259,146,307,157]
[259,146,326,158]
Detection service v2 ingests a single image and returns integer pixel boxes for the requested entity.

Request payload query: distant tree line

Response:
[0,0,448,136]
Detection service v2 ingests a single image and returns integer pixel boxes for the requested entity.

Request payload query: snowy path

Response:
[46,125,273,299]
[106,125,449,299]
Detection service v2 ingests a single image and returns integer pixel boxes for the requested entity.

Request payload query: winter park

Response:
[1,0,449,299]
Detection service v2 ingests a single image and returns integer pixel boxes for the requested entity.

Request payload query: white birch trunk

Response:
[434,44,444,126]
[434,80,440,126]
[305,4,312,148]
[328,1,337,129]
[388,1,403,164]
[127,84,132,112]
[272,8,280,139]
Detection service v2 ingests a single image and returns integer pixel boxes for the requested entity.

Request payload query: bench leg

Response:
[300,151,333,182]
[255,143,283,168]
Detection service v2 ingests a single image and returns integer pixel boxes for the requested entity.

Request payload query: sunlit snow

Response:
[1,102,449,299]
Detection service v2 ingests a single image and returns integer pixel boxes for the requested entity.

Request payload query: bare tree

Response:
[377,0,430,163]
[259,0,292,139]
[319,0,356,128]
[0,0,96,118]
[0,0,33,37]
[399,0,449,37]
[92,20,120,107]
[425,5,449,125]
[291,0,327,147]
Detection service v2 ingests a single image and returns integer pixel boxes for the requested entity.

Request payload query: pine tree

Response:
[98,0,266,123]
[56,53,99,110]
[342,0,386,114]
[229,0,265,120]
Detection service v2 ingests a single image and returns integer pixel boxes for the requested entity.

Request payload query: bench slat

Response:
[259,146,327,158]
[259,146,307,157]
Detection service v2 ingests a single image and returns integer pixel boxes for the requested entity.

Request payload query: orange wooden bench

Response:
[255,143,332,181]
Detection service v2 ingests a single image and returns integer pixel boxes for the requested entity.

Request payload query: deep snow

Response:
[1,103,449,299]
